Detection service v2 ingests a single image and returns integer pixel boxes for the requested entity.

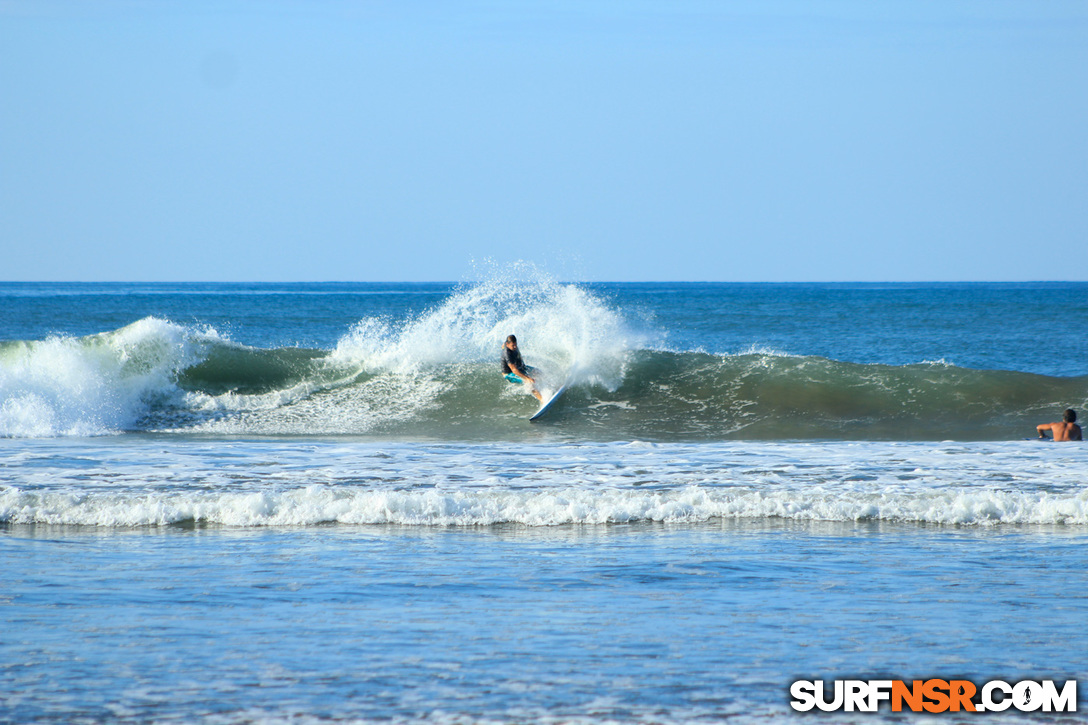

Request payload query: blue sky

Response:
[2,1,1086,282]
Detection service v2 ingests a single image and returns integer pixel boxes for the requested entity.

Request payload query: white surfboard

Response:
[529,384,568,422]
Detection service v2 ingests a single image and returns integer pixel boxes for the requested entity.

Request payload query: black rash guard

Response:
[501,345,527,375]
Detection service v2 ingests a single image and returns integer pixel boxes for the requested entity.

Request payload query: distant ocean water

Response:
[3,277,1087,722]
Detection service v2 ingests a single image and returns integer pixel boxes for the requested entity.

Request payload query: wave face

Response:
[2,278,1086,441]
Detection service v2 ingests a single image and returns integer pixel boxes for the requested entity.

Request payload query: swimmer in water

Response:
[1037,409,1083,441]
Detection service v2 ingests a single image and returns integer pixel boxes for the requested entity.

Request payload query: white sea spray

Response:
[0,318,219,437]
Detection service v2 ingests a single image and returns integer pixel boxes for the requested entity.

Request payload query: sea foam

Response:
[0,318,212,438]
[332,271,640,390]
[4,483,1088,528]
[4,440,1087,528]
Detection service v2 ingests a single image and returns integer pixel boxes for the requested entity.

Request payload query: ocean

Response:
[2,277,1087,723]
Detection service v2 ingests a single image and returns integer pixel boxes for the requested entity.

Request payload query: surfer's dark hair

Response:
[1064,409,1077,423]
[506,334,517,344]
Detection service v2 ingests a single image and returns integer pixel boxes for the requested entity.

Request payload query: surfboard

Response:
[529,384,568,422]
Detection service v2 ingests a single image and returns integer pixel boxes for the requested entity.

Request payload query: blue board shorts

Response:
[504,367,537,384]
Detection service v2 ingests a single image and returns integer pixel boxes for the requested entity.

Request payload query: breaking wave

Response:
[5,483,1088,528]
[2,276,1085,441]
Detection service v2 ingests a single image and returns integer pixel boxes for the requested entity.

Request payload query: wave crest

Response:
[0,318,213,437]
[3,278,1086,440]
[332,272,638,389]
[5,484,1087,528]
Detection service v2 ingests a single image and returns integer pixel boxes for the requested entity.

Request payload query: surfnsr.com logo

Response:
[790,679,1077,713]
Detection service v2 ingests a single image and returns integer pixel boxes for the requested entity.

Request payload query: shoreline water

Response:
[5,517,1087,723]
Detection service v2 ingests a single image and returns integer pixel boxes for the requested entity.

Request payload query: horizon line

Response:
[2,279,1086,286]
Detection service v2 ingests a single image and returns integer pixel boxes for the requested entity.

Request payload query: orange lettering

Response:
[892,680,924,712]
[922,679,950,713]
[949,680,977,712]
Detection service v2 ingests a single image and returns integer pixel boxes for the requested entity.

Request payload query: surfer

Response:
[501,334,543,402]
[1037,409,1083,441]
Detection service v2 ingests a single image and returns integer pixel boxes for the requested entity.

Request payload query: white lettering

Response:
[1041,680,1077,712]
[982,680,1013,712]
[815,680,844,712]
[789,681,817,712]
[844,680,869,712]
[867,680,893,711]
[1014,681,1044,712]
[792,677,1077,714]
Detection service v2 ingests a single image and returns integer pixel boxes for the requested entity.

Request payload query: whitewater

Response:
[2,279,1085,442]
[3,278,1088,723]
[4,439,1088,528]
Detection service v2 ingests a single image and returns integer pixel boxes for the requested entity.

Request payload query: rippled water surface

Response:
[3,281,1087,722]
